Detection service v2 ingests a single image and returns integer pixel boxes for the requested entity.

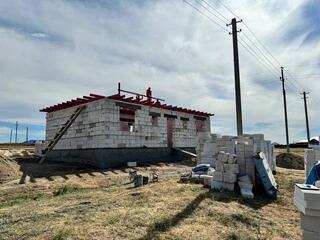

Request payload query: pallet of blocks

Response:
[294,184,320,240]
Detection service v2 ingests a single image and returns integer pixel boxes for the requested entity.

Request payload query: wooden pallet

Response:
[39,105,86,164]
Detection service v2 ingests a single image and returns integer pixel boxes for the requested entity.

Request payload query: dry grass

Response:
[0,164,304,240]
[0,145,307,239]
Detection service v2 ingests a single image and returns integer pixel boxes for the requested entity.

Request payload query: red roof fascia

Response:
[90,93,105,99]
[40,94,106,113]
[83,96,95,100]
[40,92,213,116]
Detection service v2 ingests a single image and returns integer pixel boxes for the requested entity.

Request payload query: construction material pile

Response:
[194,133,277,198]
[294,184,320,239]
[0,148,34,184]
[197,134,275,174]
[276,152,304,170]
[0,149,34,160]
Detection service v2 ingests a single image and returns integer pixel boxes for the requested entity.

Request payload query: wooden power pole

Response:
[228,18,243,136]
[15,121,18,143]
[301,91,311,145]
[26,127,29,142]
[9,129,12,143]
[280,67,290,153]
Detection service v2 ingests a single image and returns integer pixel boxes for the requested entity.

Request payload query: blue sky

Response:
[0,0,319,143]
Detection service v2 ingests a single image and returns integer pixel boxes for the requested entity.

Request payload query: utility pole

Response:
[26,127,29,142]
[9,129,12,143]
[280,67,290,153]
[301,91,311,145]
[15,121,18,143]
[227,18,243,136]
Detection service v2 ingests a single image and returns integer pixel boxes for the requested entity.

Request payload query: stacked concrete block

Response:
[305,148,320,179]
[294,184,320,239]
[216,135,236,154]
[198,133,275,185]
[211,152,239,191]
[198,141,216,166]
[235,142,255,183]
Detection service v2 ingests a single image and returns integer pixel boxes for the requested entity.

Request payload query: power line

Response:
[215,0,240,19]
[204,1,284,80]
[202,0,229,23]
[183,0,229,33]
[214,0,307,93]
[241,30,280,73]
[238,37,279,79]
[196,0,229,23]
[185,0,284,81]
[184,0,317,101]
[242,22,282,68]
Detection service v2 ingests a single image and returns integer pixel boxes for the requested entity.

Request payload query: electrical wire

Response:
[213,0,311,95]
[238,37,279,79]
[195,0,229,23]
[183,0,229,33]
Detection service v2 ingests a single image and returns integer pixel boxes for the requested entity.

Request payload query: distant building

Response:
[40,84,213,168]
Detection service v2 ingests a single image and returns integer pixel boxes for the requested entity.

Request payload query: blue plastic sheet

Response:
[306,161,320,185]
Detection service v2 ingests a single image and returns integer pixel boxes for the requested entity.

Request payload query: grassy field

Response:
[0,159,305,240]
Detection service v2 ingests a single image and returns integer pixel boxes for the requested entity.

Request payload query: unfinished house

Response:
[39,84,213,168]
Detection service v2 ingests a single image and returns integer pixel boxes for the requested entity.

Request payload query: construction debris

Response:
[127,161,137,167]
[130,170,158,188]
[179,164,214,184]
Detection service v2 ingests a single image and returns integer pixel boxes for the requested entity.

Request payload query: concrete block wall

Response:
[45,98,211,150]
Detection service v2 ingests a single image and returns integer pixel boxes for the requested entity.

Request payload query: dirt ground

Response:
[0,145,306,240]
[275,147,305,170]
[0,144,35,184]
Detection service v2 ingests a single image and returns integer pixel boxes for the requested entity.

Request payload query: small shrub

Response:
[225,233,254,240]
[0,193,44,208]
[53,185,83,196]
[53,229,71,240]
[231,213,259,228]
[226,233,241,240]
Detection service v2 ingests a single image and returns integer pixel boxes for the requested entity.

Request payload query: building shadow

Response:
[138,191,210,240]
[16,159,110,184]
[15,154,196,185]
